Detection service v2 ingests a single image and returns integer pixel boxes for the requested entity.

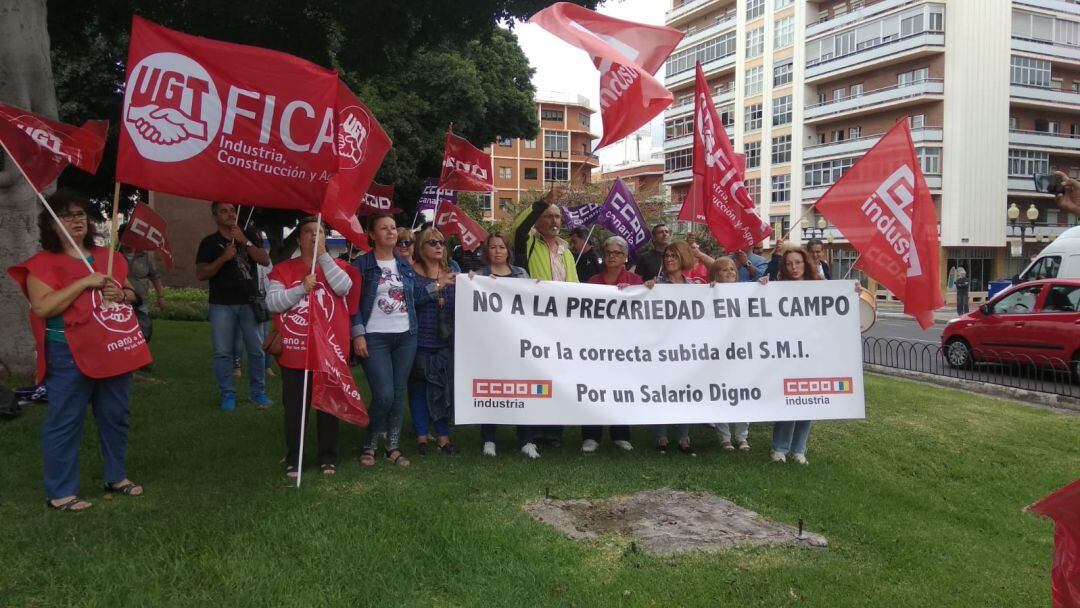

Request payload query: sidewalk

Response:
[876,302,959,326]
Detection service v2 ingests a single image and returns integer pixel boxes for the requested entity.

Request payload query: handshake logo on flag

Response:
[123,53,220,161]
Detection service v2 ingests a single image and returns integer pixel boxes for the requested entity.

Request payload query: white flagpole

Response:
[0,139,94,273]
[573,224,596,266]
[842,254,862,280]
[295,213,322,489]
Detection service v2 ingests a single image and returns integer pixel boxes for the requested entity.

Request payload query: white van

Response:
[1018,225,1080,282]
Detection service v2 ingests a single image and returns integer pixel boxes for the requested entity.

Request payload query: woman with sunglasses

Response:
[351,214,454,468]
[9,190,152,510]
[408,227,461,455]
[394,228,415,263]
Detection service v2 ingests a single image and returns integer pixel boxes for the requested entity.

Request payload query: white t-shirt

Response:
[366,259,410,334]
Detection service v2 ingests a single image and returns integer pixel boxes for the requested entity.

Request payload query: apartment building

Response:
[663,0,1080,294]
[484,92,599,221]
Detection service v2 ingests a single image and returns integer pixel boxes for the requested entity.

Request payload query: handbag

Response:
[261,326,283,356]
[249,295,271,323]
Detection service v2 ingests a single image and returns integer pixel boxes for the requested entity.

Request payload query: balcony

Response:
[1009,128,1080,155]
[803,175,942,200]
[665,88,735,117]
[1007,223,1074,240]
[1014,0,1080,17]
[806,0,929,38]
[1012,37,1080,64]
[665,0,721,27]
[805,79,944,122]
[806,32,945,81]
[1010,83,1080,109]
[665,52,736,89]
[663,169,693,184]
[1008,175,1057,195]
[803,127,942,161]
[678,13,737,49]
[570,151,600,166]
[664,134,693,150]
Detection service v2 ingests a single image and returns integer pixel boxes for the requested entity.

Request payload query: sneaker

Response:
[220,394,237,412]
[791,453,809,465]
[581,439,599,453]
[613,440,634,452]
[737,440,751,452]
[482,441,497,457]
[770,451,786,463]
[251,393,273,408]
[520,443,541,459]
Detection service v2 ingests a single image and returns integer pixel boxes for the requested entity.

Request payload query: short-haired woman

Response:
[708,257,750,453]
[9,190,152,510]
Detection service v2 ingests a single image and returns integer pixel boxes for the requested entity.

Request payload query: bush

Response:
[156,287,209,321]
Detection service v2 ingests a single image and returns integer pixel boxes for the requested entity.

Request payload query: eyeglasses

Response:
[395,240,413,248]
[603,250,626,258]
[662,253,680,259]
[58,210,88,221]
[423,240,446,248]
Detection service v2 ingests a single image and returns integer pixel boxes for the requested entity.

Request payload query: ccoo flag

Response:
[814,120,942,329]
[0,103,108,192]
[435,203,488,252]
[120,202,175,269]
[438,127,494,192]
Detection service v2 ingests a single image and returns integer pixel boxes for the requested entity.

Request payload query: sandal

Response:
[285,465,299,479]
[678,442,697,457]
[103,481,143,496]
[320,463,337,475]
[46,497,92,511]
[721,441,735,452]
[656,441,669,454]
[359,449,377,467]
[385,449,411,467]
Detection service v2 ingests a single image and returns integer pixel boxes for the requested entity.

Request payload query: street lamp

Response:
[1008,202,1039,259]
[802,215,828,239]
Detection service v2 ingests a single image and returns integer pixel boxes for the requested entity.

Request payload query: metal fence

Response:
[862,336,1080,399]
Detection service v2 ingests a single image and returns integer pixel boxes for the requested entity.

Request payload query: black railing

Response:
[862,336,1080,399]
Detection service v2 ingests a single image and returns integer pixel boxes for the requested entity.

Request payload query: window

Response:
[746,0,764,21]
[806,6,943,66]
[540,109,564,121]
[745,103,763,131]
[772,95,792,126]
[834,30,856,57]
[746,27,764,58]
[524,167,538,180]
[664,148,693,173]
[745,66,763,97]
[543,161,569,182]
[773,58,793,87]
[498,197,513,212]
[498,137,512,147]
[499,166,512,180]
[769,214,790,235]
[991,285,1042,315]
[771,174,791,203]
[832,129,846,142]
[774,0,793,8]
[746,179,761,204]
[898,67,929,86]
[1013,10,1057,43]
[910,114,926,129]
[804,157,857,187]
[1008,149,1049,176]
[1057,19,1080,47]
[1035,119,1061,134]
[774,16,794,49]
[523,139,536,149]
[1011,56,1051,88]
[718,104,735,129]
[833,88,845,101]
[771,135,791,164]
[917,147,941,174]
[1023,256,1061,281]
[929,11,944,32]
[665,115,694,140]
[1042,285,1080,312]
[1009,116,1018,130]
[744,141,761,169]
[544,130,568,153]
[580,113,591,128]
[900,13,924,37]
[849,126,861,139]
[850,83,864,97]
[665,31,737,77]
[482,194,493,214]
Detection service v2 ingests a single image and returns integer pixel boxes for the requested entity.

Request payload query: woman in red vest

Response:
[8,190,152,511]
[265,217,359,477]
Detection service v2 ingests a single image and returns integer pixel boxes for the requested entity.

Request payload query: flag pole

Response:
[295,212,322,489]
[0,138,93,273]
[105,182,123,278]
[842,254,862,280]
[573,224,596,266]
[782,202,820,243]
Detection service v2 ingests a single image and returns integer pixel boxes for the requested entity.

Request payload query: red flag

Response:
[306,273,367,428]
[677,154,745,225]
[529,3,683,150]
[0,103,107,191]
[120,203,175,269]
[814,120,942,329]
[439,128,494,192]
[435,203,488,252]
[691,63,772,251]
[357,182,401,215]
[1029,477,1080,608]
[117,17,391,223]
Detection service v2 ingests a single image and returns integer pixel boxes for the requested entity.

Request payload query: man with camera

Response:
[195,202,273,411]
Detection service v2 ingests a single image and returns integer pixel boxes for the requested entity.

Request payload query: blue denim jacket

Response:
[350,252,437,337]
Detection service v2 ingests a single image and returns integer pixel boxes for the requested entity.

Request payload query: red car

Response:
[942,279,1080,376]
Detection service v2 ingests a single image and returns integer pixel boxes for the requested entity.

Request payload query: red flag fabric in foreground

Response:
[435,204,488,251]
[1029,477,1080,608]
[0,103,107,191]
[117,17,391,229]
[306,267,367,428]
[691,64,771,250]
[439,129,494,192]
[120,203,175,269]
[814,120,942,329]
[677,154,745,225]
[529,3,683,150]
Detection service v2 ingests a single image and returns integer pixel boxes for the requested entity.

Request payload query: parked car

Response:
[942,279,1080,378]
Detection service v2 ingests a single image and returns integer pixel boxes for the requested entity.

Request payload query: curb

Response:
[865,365,1080,414]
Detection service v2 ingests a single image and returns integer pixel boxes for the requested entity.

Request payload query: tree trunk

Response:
[0,0,56,376]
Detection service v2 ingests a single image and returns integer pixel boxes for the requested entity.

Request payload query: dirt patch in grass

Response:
[525,489,828,556]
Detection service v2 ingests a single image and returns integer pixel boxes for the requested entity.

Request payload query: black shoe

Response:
[416,442,429,456]
[438,442,459,456]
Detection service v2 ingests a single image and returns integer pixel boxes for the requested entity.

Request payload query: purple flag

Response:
[561,203,603,231]
[598,178,651,254]
[417,177,457,213]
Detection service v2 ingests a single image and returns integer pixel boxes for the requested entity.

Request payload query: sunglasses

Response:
[423,240,446,248]
[395,240,413,248]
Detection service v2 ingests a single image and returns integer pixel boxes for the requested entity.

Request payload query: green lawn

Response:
[0,320,1076,607]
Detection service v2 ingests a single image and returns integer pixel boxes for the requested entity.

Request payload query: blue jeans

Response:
[209,303,266,399]
[360,332,417,452]
[42,342,133,499]
[409,378,450,439]
[772,421,812,455]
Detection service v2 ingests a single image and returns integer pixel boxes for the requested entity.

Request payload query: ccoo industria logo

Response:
[783,377,854,396]
[473,380,552,399]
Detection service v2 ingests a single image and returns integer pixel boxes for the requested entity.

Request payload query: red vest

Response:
[268,257,360,370]
[8,247,153,382]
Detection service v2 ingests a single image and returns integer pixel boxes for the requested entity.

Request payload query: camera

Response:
[1034,173,1065,195]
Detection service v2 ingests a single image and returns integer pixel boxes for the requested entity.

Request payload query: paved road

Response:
[865,314,943,344]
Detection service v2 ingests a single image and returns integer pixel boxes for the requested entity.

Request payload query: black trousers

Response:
[581,426,631,443]
[281,367,339,467]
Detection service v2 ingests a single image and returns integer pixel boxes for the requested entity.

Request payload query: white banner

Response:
[454,277,865,425]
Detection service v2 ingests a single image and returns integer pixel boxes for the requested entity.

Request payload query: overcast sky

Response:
[513,0,667,165]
